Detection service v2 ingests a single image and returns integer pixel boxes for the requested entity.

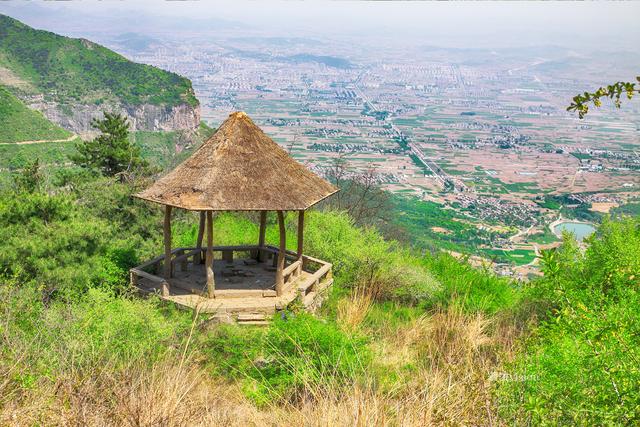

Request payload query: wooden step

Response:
[237,313,267,321]
[237,320,269,326]
[197,301,277,315]
[236,313,270,326]
[214,289,265,299]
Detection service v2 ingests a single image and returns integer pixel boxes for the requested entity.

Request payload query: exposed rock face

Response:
[26,99,200,138]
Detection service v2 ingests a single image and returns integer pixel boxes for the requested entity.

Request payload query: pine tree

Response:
[14,158,44,193]
[72,112,148,178]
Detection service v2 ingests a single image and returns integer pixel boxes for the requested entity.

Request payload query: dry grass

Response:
[1,357,267,426]
[0,357,413,426]
[365,305,519,426]
[0,304,520,426]
[337,287,374,332]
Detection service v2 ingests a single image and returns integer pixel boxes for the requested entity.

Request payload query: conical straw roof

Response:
[135,111,338,211]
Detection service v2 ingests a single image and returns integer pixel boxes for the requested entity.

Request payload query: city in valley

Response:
[113,34,639,277]
[4,3,639,278]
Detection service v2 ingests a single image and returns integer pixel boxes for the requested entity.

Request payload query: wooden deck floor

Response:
[136,258,314,317]
[131,246,334,323]
[170,259,285,294]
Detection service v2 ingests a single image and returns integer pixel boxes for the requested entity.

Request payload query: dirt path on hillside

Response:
[0,135,77,145]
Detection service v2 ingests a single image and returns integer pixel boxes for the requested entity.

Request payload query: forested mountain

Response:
[0,15,199,136]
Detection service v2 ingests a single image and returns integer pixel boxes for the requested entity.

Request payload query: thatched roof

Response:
[135,111,338,211]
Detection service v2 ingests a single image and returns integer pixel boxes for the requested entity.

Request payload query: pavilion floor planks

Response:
[135,258,321,317]
[132,251,333,323]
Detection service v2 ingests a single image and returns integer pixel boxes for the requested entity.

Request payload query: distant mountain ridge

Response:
[0,14,200,136]
[225,48,352,69]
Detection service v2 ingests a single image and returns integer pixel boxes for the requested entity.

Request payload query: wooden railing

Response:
[296,257,333,309]
[264,245,333,307]
[130,245,332,303]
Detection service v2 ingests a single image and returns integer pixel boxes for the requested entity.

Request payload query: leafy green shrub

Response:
[74,176,161,243]
[0,191,73,224]
[305,210,441,303]
[94,245,139,292]
[498,217,640,425]
[0,194,108,297]
[0,184,156,298]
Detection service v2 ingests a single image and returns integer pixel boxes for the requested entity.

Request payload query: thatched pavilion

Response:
[130,112,337,323]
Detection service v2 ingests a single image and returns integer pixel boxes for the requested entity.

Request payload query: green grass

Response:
[502,181,540,194]
[420,251,519,314]
[0,85,71,143]
[205,312,370,406]
[527,228,559,244]
[0,139,78,172]
[535,197,561,210]
[570,152,592,160]
[0,15,197,107]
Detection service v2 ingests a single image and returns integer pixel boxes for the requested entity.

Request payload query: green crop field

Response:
[481,248,537,265]
[527,229,559,244]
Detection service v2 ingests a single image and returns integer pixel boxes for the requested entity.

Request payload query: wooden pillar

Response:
[206,210,215,298]
[275,210,286,296]
[257,211,267,261]
[296,210,305,275]
[178,249,188,271]
[163,205,172,296]
[195,211,205,264]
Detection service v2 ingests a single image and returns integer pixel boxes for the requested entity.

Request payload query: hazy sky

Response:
[2,1,639,50]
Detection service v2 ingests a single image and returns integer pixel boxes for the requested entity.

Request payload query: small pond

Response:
[553,221,596,241]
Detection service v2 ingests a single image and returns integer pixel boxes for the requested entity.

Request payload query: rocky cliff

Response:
[27,98,201,138]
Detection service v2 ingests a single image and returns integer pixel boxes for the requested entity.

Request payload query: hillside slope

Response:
[0,14,200,135]
[0,159,637,424]
[0,84,72,143]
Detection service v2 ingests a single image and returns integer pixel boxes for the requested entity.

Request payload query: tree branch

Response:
[567,76,640,119]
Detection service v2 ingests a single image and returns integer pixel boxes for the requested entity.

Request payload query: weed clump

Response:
[206,312,370,406]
